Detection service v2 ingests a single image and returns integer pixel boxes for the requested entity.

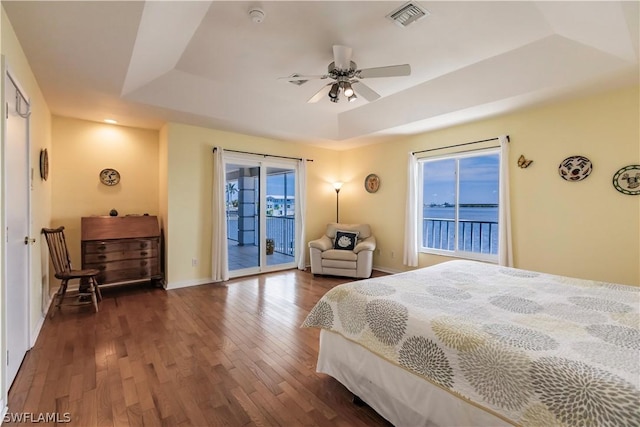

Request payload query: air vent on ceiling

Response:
[386,2,430,27]
[288,74,307,86]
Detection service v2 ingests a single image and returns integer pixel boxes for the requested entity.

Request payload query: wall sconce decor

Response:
[517,155,533,169]
[39,148,49,180]
[612,165,640,195]
[364,173,380,193]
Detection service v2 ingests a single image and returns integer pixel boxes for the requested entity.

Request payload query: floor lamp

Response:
[333,182,343,222]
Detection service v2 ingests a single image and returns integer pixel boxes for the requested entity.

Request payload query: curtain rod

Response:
[213,147,313,162]
[412,135,509,156]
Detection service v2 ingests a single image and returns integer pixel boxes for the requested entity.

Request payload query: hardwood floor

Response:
[5,269,392,427]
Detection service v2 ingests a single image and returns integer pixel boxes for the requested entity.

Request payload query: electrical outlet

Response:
[391,251,395,258]
[192,258,198,267]
[376,249,381,255]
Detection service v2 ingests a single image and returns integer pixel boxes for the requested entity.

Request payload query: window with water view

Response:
[420,150,500,261]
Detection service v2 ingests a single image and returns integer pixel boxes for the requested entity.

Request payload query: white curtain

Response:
[498,135,513,267]
[403,152,419,267]
[295,159,308,270]
[211,147,229,281]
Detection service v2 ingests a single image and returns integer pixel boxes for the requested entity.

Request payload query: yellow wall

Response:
[163,123,339,288]
[1,4,52,402]
[340,86,640,286]
[159,124,169,276]
[50,117,160,281]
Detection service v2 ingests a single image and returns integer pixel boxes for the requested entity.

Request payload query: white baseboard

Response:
[165,278,219,290]
[30,293,54,348]
[372,265,403,275]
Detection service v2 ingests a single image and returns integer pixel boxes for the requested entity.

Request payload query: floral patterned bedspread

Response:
[302,260,640,427]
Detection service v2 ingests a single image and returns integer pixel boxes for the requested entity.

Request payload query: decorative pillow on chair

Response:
[334,230,359,250]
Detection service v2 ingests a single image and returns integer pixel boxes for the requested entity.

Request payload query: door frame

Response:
[2,59,33,395]
[224,153,299,278]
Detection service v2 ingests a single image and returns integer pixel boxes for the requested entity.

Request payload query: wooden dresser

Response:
[81,216,163,287]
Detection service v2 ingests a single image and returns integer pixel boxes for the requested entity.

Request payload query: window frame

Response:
[417,148,500,263]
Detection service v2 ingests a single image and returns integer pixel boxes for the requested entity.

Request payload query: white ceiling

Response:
[3,1,639,150]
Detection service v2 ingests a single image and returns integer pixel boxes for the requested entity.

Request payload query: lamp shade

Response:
[333,182,343,191]
[343,82,354,97]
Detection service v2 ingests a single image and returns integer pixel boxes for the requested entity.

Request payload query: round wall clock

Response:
[558,155,593,182]
[364,173,380,193]
[612,165,640,195]
[39,148,49,181]
[99,168,121,186]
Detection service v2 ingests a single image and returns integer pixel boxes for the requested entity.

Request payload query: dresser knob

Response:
[98,245,106,250]
[140,261,148,267]
[98,265,106,271]
[98,255,106,260]
[140,251,148,256]
[140,242,148,249]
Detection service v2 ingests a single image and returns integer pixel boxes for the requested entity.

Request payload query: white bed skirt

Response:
[317,329,511,427]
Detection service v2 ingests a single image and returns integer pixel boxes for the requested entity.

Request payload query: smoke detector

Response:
[249,8,265,24]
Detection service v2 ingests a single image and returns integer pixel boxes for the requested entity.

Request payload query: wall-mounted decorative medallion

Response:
[39,148,49,181]
[100,168,121,186]
[612,165,640,195]
[558,156,593,181]
[364,173,380,193]
[517,155,533,169]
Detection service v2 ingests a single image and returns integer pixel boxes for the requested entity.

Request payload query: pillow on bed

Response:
[334,230,359,250]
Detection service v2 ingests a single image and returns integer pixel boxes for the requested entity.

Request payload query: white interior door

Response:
[4,71,31,390]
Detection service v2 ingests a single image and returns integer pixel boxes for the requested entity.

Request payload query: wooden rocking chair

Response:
[42,226,102,316]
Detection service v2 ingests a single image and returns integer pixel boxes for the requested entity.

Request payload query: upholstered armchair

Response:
[309,223,376,278]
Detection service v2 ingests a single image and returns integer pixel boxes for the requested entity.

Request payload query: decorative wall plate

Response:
[558,156,593,181]
[612,165,640,195]
[100,168,121,186]
[39,148,49,181]
[364,173,380,193]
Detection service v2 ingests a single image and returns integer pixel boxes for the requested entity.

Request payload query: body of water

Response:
[422,206,499,254]
[424,206,498,222]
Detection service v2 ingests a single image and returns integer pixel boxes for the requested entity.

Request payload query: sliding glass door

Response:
[225,155,297,277]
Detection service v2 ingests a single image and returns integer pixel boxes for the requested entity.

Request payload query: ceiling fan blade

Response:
[279,74,328,81]
[333,45,353,70]
[307,84,332,103]
[357,64,411,79]
[352,81,380,102]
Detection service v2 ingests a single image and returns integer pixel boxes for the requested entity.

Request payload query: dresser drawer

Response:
[88,258,160,284]
[84,239,156,254]
[86,258,159,273]
[98,266,159,284]
[84,247,158,263]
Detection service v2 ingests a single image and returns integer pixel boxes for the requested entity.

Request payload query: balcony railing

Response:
[266,216,295,256]
[422,218,498,254]
[227,213,295,256]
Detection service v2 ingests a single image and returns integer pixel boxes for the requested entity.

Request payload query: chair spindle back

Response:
[42,227,73,276]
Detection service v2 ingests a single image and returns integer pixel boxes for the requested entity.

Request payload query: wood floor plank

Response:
[6,269,392,426]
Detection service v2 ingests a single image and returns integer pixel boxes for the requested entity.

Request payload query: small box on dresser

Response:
[81,215,163,287]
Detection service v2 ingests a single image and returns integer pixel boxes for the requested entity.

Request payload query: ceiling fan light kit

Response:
[281,44,411,104]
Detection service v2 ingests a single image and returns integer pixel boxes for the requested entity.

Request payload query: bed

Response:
[302,260,640,427]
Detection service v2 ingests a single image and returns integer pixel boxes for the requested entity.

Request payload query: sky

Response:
[422,154,499,205]
[226,171,295,200]
[267,172,295,197]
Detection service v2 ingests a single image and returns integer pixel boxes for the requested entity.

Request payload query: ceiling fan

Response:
[281,45,411,104]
